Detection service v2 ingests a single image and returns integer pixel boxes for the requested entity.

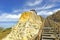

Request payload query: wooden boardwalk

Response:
[41,27,60,40]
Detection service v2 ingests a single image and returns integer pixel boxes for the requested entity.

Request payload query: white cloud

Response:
[12,9,31,13]
[0,13,21,21]
[49,0,60,2]
[43,4,55,9]
[37,8,60,16]
[53,8,60,12]
[35,4,55,10]
[27,0,43,6]
[37,11,53,16]
[12,9,21,13]
[17,4,55,12]
[0,9,22,22]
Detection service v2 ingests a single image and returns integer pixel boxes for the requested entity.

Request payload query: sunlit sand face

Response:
[17,11,42,40]
[20,12,32,23]
[2,11,43,40]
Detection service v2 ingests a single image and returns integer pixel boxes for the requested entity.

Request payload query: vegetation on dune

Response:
[44,10,60,27]
[0,27,4,32]
[0,28,11,40]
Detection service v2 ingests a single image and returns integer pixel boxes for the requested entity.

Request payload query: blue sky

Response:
[0,0,60,22]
